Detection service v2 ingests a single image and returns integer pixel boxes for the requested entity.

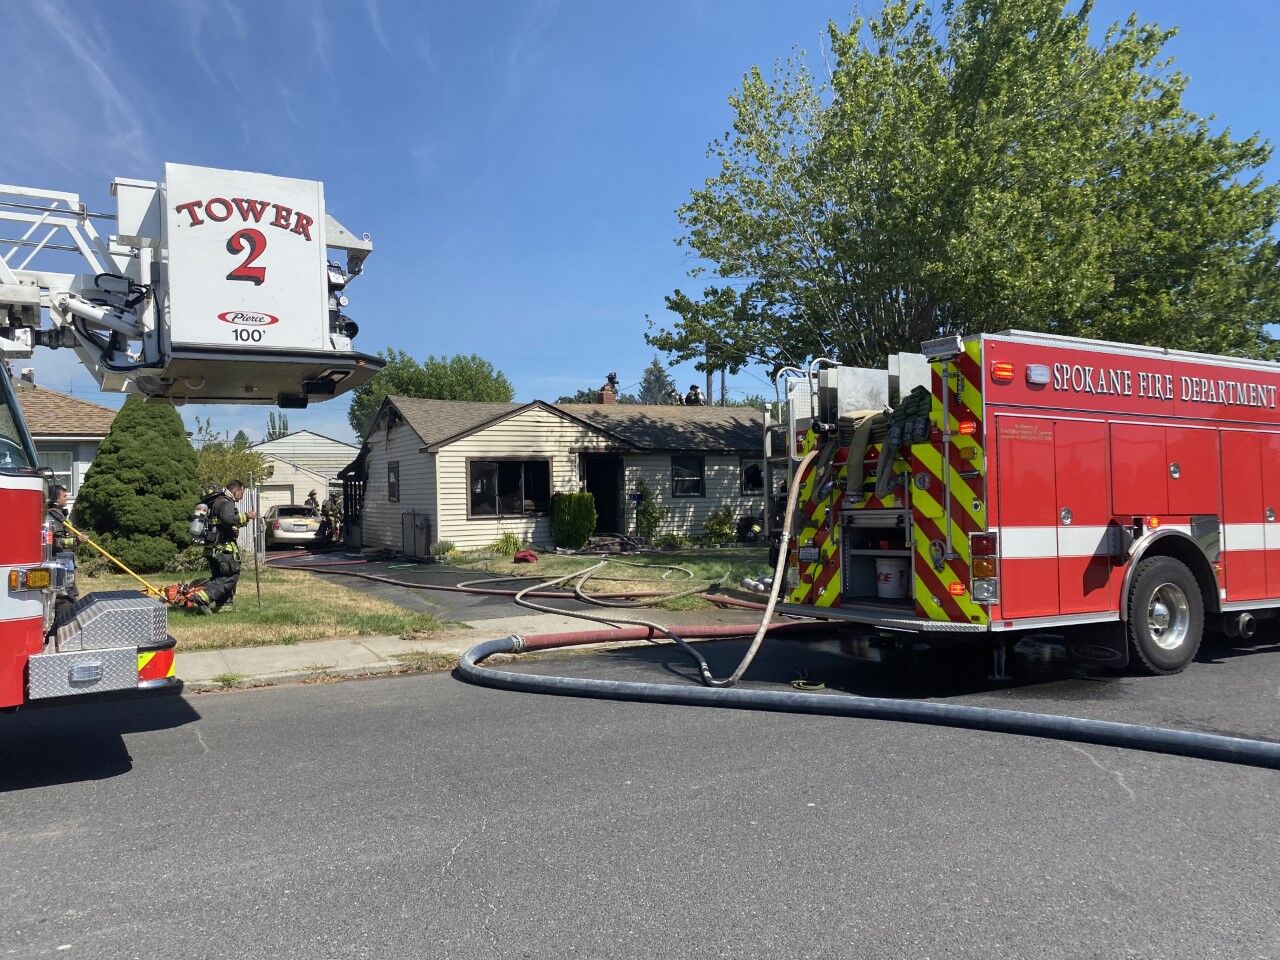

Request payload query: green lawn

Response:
[79,563,445,651]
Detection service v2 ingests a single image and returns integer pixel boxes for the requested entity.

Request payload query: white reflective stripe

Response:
[997,525,1118,559]
[1057,526,1122,558]
[1266,525,1280,551]
[1223,523,1266,551]
[0,474,44,492]
[997,526,1057,559]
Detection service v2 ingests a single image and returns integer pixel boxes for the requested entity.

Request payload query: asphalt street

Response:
[2,631,1278,960]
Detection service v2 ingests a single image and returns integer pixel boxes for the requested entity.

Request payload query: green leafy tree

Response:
[348,349,516,435]
[73,397,201,573]
[192,418,273,490]
[266,411,289,440]
[650,0,1280,371]
[725,393,772,409]
[637,356,679,404]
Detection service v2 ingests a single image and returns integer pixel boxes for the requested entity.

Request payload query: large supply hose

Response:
[458,635,1280,771]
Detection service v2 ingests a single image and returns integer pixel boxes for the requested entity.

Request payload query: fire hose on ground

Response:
[267,445,1280,770]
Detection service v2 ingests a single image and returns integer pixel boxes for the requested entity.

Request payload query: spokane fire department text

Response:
[1051,363,1277,408]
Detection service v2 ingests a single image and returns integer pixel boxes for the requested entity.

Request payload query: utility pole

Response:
[720,367,727,406]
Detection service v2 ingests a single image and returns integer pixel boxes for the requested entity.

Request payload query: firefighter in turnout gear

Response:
[46,484,87,633]
[188,480,256,613]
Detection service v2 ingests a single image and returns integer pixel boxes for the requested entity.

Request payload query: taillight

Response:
[971,533,998,556]
[273,521,281,531]
[947,582,965,596]
[957,420,978,436]
[990,361,1015,383]
[970,531,999,604]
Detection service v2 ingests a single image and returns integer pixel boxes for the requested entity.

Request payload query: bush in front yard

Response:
[73,396,201,573]
[632,479,666,544]
[488,532,525,556]
[552,492,596,549]
[702,505,737,544]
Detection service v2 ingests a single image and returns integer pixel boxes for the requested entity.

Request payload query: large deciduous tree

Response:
[649,0,1280,372]
[348,349,516,435]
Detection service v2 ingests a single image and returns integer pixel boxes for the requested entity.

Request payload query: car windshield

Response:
[0,371,36,469]
[276,506,317,517]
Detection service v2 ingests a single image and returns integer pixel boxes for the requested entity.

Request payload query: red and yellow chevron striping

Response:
[910,338,987,624]
[137,648,175,683]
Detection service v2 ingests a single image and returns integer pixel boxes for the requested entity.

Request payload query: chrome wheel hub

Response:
[1148,583,1190,651]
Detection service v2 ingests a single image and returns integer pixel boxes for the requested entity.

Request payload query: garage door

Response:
[258,485,294,512]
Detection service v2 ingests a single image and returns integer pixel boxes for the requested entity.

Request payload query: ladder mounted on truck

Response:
[0,162,383,406]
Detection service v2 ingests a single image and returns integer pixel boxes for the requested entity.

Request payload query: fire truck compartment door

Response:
[1054,419,1116,614]
[1260,433,1280,597]
[1165,426,1220,515]
[995,417,1059,618]
[1220,430,1267,601]
[1111,423,1168,515]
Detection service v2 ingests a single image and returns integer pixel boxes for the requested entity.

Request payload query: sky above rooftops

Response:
[5,0,1276,444]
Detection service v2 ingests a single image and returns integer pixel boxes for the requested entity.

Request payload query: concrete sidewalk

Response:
[179,607,765,690]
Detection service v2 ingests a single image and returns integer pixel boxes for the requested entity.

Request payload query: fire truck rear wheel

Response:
[1125,556,1204,675]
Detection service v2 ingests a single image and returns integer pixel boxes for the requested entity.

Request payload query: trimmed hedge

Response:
[552,492,597,549]
[73,396,201,573]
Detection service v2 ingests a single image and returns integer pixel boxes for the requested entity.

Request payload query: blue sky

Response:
[4,0,1277,445]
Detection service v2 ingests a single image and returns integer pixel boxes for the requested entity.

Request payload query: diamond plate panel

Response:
[27,646,139,699]
[57,591,168,652]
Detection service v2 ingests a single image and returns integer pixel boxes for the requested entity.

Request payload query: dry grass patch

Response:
[80,565,446,651]
[446,548,773,610]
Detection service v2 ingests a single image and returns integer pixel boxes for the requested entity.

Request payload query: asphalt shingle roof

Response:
[556,403,763,453]
[383,398,527,448]
[382,397,763,453]
[13,381,117,438]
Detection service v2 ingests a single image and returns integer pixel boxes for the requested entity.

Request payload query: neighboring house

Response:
[250,429,359,511]
[342,397,765,554]
[12,372,116,506]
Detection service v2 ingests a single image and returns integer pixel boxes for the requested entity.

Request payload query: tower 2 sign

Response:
[163,163,328,353]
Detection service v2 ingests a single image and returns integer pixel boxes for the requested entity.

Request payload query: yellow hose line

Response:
[60,519,165,599]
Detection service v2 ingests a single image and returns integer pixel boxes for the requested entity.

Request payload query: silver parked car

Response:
[264,505,321,548]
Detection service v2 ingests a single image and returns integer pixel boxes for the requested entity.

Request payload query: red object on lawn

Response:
[513,549,539,564]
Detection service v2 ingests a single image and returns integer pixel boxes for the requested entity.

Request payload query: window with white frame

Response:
[387,460,400,502]
[40,450,74,495]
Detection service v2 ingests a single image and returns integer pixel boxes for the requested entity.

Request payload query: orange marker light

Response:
[957,420,977,435]
[1147,516,1161,529]
[990,361,1015,383]
[948,582,966,596]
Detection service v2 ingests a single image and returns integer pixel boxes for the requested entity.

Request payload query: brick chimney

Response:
[599,371,619,405]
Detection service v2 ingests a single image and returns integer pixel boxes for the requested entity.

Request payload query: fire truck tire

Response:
[1125,556,1204,675]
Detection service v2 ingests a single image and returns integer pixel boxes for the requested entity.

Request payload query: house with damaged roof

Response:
[339,395,767,553]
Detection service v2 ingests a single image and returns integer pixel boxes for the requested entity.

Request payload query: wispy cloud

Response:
[363,0,438,73]
[16,0,154,175]
[488,0,560,130]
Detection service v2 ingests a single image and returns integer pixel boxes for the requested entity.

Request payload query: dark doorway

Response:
[582,455,624,534]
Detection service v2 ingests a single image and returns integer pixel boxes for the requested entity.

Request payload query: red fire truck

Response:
[776,330,1280,674]
[0,165,379,708]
